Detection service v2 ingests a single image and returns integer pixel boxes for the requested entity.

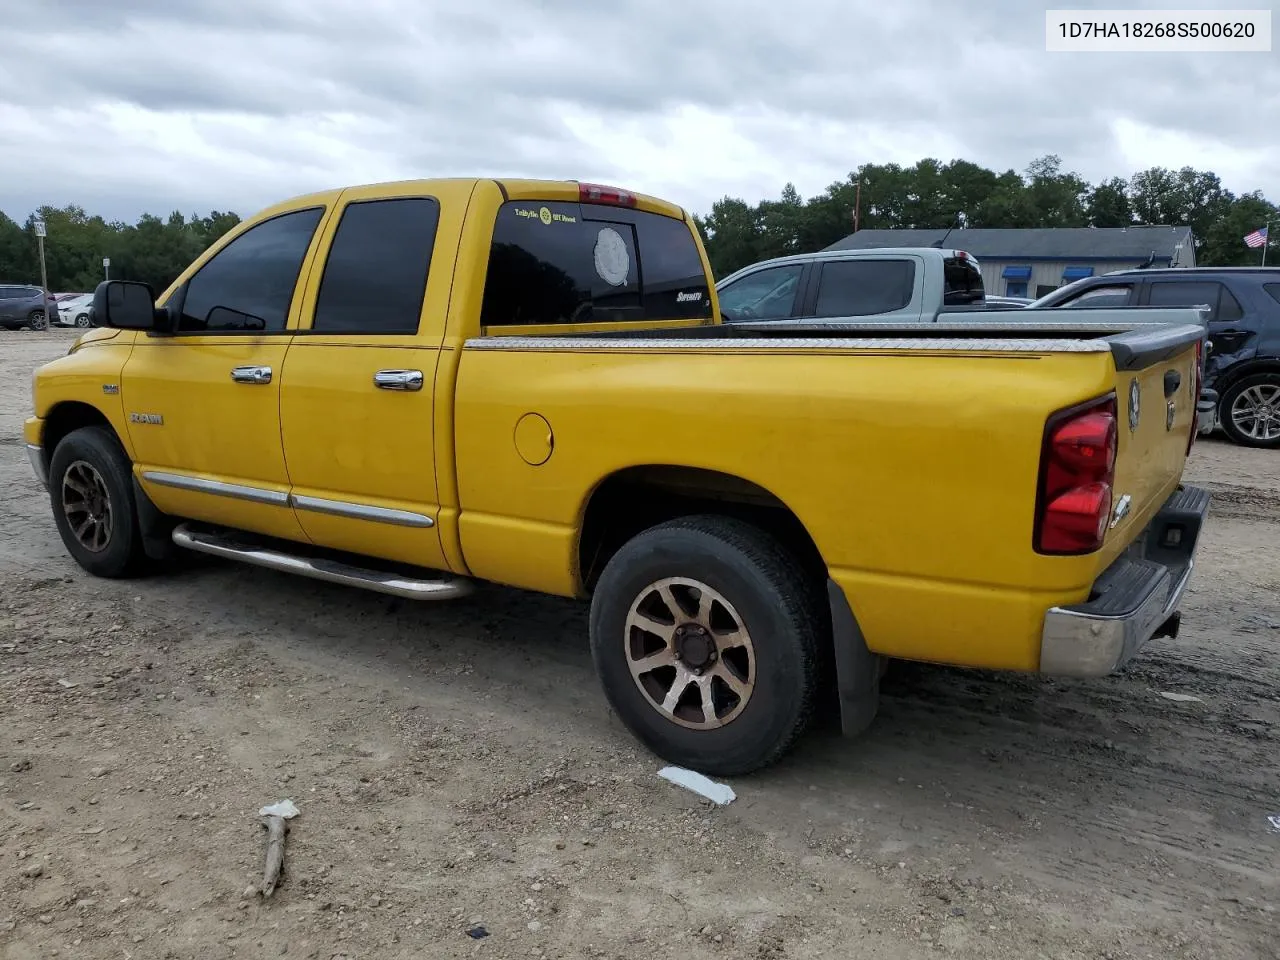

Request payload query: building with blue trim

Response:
[825,226,1195,299]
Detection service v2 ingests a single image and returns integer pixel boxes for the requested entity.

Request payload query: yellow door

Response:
[124,204,331,541]
[279,181,472,572]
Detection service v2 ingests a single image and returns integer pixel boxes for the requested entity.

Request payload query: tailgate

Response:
[1102,322,1205,558]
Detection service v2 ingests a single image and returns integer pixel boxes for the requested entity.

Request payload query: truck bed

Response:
[467,307,1208,373]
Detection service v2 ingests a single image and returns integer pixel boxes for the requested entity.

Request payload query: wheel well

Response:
[577,465,826,594]
[1214,360,1280,400]
[41,402,117,469]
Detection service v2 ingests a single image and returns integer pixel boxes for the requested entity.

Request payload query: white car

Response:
[55,293,94,328]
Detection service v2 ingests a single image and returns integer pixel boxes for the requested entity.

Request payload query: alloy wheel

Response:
[1230,382,1280,442]
[61,460,114,553]
[624,577,756,730]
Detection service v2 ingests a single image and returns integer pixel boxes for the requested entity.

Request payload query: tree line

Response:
[0,206,241,294]
[2,154,1276,293]
[693,155,1278,277]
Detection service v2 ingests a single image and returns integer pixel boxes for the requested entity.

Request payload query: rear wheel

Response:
[27,310,48,331]
[49,426,147,577]
[1220,373,1280,449]
[589,515,821,776]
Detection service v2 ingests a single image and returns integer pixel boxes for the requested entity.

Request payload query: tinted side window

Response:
[718,265,804,321]
[312,198,439,334]
[480,202,711,327]
[1147,280,1223,320]
[1265,283,1280,307]
[179,208,324,333]
[815,260,915,318]
[1062,284,1133,308]
[1217,286,1244,322]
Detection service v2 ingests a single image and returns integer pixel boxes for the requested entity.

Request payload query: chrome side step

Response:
[171,523,473,601]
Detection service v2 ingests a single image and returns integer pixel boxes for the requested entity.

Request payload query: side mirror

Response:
[93,280,161,330]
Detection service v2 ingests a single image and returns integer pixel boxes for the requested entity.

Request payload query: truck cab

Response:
[715,247,985,324]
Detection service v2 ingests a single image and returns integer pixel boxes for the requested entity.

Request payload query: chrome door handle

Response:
[373,369,424,392]
[230,365,272,384]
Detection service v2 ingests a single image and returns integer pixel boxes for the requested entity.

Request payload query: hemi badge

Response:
[129,413,164,425]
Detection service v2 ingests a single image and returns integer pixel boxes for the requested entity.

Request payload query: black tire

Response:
[48,426,147,578]
[1218,373,1280,449]
[27,310,48,331]
[589,515,821,776]
[75,313,91,328]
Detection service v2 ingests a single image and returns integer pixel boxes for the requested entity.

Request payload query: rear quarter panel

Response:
[453,342,1123,670]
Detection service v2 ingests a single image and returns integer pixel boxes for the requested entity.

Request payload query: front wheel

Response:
[75,313,91,328]
[589,515,821,776]
[1220,373,1280,448]
[48,426,147,577]
[27,310,48,331]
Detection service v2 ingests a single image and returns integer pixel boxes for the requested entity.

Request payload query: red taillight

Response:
[1035,395,1118,555]
[578,182,638,208]
[1187,339,1203,454]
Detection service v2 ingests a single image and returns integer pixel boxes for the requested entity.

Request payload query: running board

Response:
[171,523,473,601]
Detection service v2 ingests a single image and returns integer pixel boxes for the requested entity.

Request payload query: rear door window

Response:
[814,259,915,317]
[1146,280,1226,321]
[1265,283,1280,307]
[312,197,439,335]
[717,265,804,321]
[480,202,711,327]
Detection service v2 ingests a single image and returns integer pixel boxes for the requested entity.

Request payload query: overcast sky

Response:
[2,0,1277,223]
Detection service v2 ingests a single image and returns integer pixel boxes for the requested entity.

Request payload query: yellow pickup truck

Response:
[25,178,1210,774]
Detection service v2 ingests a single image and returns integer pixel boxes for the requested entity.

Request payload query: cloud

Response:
[2,0,1276,223]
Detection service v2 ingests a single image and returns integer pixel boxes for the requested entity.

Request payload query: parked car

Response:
[715,247,985,324]
[0,284,55,330]
[55,293,95,328]
[27,177,1208,774]
[1030,267,1280,448]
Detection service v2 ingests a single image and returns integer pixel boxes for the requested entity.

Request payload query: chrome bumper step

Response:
[171,523,473,601]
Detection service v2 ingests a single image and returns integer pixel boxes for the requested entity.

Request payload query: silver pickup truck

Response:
[716,247,1218,432]
[715,246,987,324]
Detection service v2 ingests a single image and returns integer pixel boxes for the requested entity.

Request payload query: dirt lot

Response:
[2,328,1277,960]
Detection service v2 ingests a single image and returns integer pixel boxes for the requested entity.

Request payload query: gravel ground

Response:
[2,328,1277,960]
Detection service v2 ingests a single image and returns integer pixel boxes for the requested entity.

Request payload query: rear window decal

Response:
[514,206,576,225]
[594,227,630,287]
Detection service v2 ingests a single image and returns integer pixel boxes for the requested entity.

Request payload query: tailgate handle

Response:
[1163,370,1181,397]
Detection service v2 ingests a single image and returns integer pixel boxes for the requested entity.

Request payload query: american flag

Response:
[1244,226,1268,248]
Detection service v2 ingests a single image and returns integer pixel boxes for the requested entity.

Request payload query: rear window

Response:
[480,201,711,327]
[943,257,984,305]
[814,259,915,317]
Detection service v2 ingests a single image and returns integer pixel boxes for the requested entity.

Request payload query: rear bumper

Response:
[1039,485,1209,678]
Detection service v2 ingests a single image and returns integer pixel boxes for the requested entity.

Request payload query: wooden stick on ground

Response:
[260,815,288,896]
[256,800,300,898]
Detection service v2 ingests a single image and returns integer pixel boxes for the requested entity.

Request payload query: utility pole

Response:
[853,179,863,233]
[34,219,50,330]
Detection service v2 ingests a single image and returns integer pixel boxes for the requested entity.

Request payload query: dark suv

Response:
[1031,268,1280,448]
[0,284,54,331]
